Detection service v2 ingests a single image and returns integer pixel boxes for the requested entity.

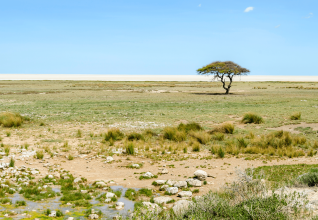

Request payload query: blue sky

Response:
[0,0,316,75]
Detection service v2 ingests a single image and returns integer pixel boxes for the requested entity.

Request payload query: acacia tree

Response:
[197,61,250,94]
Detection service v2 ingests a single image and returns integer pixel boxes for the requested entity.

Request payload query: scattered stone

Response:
[154,196,173,204]
[143,172,154,178]
[132,164,140,168]
[106,192,115,198]
[178,191,192,198]
[106,156,114,162]
[154,180,166,185]
[81,190,88,193]
[166,179,176,186]
[161,169,169,174]
[166,187,178,194]
[95,181,107,187]
[88,214,99,219]
[48,211,56,217]
[174,181,187,188]
[194,170,207,181]
[173,200,193,215]
[74,177,82,183]
[186,178,202,187]
[116,202,125,210]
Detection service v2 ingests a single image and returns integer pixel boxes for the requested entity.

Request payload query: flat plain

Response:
[1,80,318,219]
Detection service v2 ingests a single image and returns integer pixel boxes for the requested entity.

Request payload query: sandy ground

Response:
[2,74,318,82]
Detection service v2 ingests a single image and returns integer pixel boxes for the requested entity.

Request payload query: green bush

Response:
[15,200,26,207]
[35,150,44,159]
[213,132,224,141]
[241,113,264,124]
[177,122,202,132]
[127,132,144,141]
[237,137,249,148]
[299,172,318,187]
[0,112,23,127]
[9,157,15,167]
[125,142,135,155]
[290,112,301,120]
[217,147,225,158]
[104,128,124,142]
[189,131,211,144]
[192,142,200,152]
[163,127,186,142]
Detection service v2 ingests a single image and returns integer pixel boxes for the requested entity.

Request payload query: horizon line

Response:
[1,74,318,82]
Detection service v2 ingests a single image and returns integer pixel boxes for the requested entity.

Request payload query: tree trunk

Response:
[221,75,231,94]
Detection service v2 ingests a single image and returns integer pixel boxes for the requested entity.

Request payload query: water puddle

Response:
[1,186,138,219]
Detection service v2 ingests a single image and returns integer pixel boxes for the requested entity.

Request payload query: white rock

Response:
[161,169,169,174]
[106,192,115,198]
[166,187,178,194]
[186,178,202,187]
[106,156,114,162]
[178,191,192,198]
[166,179,176,186]
[48,174,54,179]
[194,170,207,181]
[88,214,99,219]
[116,202,125,210]
[154,196,173,204]
[154,180,166,185]
[173,200,193,215]
[174,181,187,188]
[95,181,107,187]
[74,177,82,183]
[143,172,154,178]
[48,211,56,217]
[132,164,140,168]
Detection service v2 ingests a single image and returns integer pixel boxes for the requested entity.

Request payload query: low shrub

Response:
[299,171,318,187]
[35,150,44,159]
[189,131,210,144]
[9,157,15,167]
[15,200,26,207]
[217,147,225,158]
[104,128,124,142]
[213,132,224,141]
[0,112,23,127]
[177,122,203,132]
[237,137,249,148]
[127,132,144,141]
[290,112,301,120]
[241,113,264,124]
[163,127,186,142]
[192,142,200,152]
[125,142,135,155]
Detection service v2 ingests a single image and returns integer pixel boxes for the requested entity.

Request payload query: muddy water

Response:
[1,186,137,219]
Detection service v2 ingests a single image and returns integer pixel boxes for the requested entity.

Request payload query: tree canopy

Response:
[197,61,250,94]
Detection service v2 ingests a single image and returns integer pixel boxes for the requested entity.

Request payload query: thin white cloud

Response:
[275,25,281,28]
[244,7,254,13]
[304,12,313,19]
[198,4,201,7]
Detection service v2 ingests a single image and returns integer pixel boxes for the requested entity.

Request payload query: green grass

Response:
[250,164,318,188]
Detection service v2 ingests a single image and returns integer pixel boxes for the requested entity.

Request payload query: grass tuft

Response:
[0,112,23,127]
[104,128,124,142]
[290,112,301,120]
[241,113,264,124]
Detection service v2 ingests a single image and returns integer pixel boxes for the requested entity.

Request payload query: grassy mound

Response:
[0,112,23,127]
